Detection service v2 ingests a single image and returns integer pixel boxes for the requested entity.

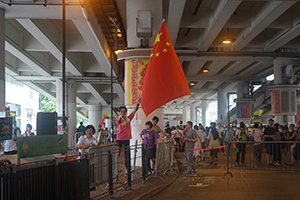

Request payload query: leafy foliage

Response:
[39,94,56,112]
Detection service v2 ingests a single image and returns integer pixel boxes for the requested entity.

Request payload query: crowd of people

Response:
[4,102,300,178]
[160,118,300,176]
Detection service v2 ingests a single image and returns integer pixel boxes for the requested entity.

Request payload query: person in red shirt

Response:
[116,98,140,171]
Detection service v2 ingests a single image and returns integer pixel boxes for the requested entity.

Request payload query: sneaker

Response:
[214,162,217,165]
[151,169,155,174]
[274,162,280,166]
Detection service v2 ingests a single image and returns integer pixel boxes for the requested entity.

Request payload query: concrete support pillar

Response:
[21,108,27,133]
[236,80,253,125]
[237,81,249,99]
[105,118,111,129]
[202,101,208,128]
[67,79,76,147]
[0,9,5,115]
[88,105,102,129]
[272,59,295,124]
[182,108,188,125]
[273,59,287,85]
[115,0,163,166]
[190,104,196,126]
[119,51,165,167]
[218,91,227,126]
[56,78,63,117]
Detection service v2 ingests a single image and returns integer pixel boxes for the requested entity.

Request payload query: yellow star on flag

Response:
[155,52,160,57]
[154,32,163,45]
[150,53,154,57]
[163,48,168,53]
[166,42,170,46]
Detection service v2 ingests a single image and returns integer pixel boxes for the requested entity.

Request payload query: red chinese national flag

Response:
[141,20,191,116]
[99,115,106,127]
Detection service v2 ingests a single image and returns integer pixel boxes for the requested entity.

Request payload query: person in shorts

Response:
[207,122,220,165]
[263,119,275,165]
[183,121,198,176]
[140,121,166,174]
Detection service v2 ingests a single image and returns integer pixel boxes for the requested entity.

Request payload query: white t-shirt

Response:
[194,130,204,149]
[251,128,263,145]
[202,131,208,140]
[4,139,17,152]
[77,135,97,153]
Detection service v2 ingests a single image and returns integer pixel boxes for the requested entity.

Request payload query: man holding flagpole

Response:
[116,98,141,172]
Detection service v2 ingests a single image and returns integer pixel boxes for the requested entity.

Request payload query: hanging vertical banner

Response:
[271,90,280,114]
[0,117,13,140]
[125,59,149,105]
[236,102,251,119]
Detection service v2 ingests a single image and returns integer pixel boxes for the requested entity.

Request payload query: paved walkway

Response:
[151,151,300,200]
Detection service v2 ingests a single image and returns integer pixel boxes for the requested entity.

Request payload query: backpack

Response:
[239,129,247,141]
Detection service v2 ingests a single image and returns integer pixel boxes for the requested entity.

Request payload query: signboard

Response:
[236,102,251,119]
[0,117,13,140]
[17,134,68,159]
[173,117,183,121]
[271,90,280,114]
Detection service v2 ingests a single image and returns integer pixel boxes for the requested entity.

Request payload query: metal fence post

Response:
[108,150,113,198]
[126,145,132,188]
[11,164,17,200]
[142,144,146,184]
[54,158,59,200]
[223,145,233,178]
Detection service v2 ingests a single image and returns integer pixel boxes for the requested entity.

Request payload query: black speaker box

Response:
[36,112,57,135]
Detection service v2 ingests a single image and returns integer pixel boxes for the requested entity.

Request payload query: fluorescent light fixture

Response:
[114,50,123,55]
[222,38,236,44]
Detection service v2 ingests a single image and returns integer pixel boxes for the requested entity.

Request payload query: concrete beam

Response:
[198,0,242,51]
[17,18,83,76]
[167,0,186,45]
[265,23,300,51]
[232,1,296,51]
[5,37,51,76]
[82,83,108,106]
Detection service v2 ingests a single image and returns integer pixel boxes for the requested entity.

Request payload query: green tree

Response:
[39,94,56,112]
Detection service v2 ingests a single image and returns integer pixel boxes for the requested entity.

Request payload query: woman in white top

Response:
[193,125,204,165]
[77,125,100,154]
[4,127,21,155]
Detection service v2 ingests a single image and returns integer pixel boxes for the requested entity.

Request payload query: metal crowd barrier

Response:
[1,140,176,199]
[73,132,84,151]
[80,143,119,189]
[0,157,90,200]
[224,141,300,177]
[80,141,176,199]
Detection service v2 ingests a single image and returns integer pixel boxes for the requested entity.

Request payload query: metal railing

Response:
[81,140,176,199]
[1,140,176,199]
[224,141,300,177]
[0,157,90,200]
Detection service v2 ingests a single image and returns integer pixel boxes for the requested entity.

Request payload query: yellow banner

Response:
[125,59,149,105]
